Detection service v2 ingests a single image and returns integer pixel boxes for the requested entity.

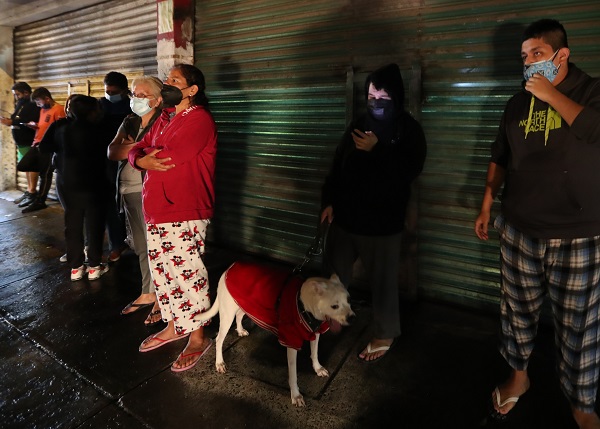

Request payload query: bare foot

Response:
[358,338,394,362]
[171,336,213,371]
[492,370,530,415]
[144,302,162,326]
[121,293,156,315]
[572,409,600,429]
[139,323,186,352]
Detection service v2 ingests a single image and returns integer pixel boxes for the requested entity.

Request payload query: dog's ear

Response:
[309,279,325,295]
[330,273,342,285]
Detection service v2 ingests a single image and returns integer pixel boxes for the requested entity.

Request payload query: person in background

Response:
[20,87,66,214]
[99,71,132,262]
[321,63,427,363]
[129,64,217,372]
[0,82,40,205]
[108,76,163,325]
[474,19,600,429]
[39,96,109,281]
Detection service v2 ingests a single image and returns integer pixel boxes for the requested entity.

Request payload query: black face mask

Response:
[367,98,395,121]
[161,85,184,107]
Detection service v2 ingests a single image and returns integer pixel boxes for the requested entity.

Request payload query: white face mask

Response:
[130,97,153,117]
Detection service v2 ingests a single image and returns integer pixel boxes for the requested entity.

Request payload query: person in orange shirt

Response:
[20,87,66,213]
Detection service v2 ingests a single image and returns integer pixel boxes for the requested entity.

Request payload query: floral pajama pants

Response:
[146,219,211,336]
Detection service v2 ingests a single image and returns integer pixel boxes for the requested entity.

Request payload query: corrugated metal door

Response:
[194,0,600,309]
[418,1,600,311]
[194,0,422,266]
[13,0,157,197]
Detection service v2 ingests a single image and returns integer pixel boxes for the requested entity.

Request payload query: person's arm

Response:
[107,131,137,161]
[474,162,505,240]
[525,74,583,125]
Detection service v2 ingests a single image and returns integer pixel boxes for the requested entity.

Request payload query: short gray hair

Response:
[131,76,163,99]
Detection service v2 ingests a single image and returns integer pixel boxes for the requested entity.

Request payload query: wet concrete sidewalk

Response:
[0,192,582,429]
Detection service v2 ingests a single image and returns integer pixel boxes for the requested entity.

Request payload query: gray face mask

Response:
[367,98,395,120]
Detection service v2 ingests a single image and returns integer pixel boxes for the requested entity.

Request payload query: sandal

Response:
[145,309,163,326]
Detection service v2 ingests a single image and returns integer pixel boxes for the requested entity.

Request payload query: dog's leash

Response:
[292,219,329,277]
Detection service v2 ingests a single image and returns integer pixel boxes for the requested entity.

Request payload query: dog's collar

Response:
[297,291,323,333]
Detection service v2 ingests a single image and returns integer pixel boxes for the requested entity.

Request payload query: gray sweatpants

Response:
[325,223,402,339]
[122,192,153,295]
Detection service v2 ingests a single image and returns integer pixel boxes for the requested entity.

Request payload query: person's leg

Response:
[84,193,107,268]
[121,193,156,314]
[493,217,547,415]
[323,222,358,288]
[61,188,85,269]
[27,171,38,194]
[547,236,600,427]
[22,151,53,212]
[356,232,402,361]
[105,193,127,259]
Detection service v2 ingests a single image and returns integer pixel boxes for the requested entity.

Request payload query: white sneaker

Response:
[60,254,67,263]
[71,265,85,281]
[87,264,109,281]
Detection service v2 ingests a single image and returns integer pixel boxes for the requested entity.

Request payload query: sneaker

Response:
[71,265,86,281]
[22,200,47,213]
[60,254,67,263]
[108,244,128,262]
[18,193,37,208]
[87,264,109,281]
[14,191,31,204]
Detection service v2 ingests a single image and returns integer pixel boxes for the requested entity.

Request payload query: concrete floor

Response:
[0,191,584,429]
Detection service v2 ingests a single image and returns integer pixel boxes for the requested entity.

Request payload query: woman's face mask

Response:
[130,97,153,117]
[160,85,184,107]
[523,49,561,82]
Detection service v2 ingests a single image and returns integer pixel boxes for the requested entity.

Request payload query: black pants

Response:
[37,149,54,202]
[57,183,107,268]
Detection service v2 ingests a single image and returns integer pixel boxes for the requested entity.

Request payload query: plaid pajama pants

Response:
[495,215,600,412]
[146,219,211,337]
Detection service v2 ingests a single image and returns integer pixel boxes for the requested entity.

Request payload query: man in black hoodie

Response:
[321,63,427,363]
[475,19,600,428]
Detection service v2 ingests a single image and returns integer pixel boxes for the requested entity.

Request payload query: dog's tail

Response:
[193,294,220,323]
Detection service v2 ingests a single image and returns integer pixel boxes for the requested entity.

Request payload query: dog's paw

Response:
[215,362,227,374]
[236,328,249,337]
[315,367,329,378]
[291,394,306,407]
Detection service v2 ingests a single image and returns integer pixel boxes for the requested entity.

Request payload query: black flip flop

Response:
[144,309,163,326]
[120,301,153,315]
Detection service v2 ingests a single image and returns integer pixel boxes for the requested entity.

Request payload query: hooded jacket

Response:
[321,64,427,235]
[491,64,600,238]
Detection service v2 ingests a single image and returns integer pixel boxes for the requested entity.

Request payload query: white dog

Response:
[194,261,355,407]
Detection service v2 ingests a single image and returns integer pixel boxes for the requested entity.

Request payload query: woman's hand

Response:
[135,148,175,171]
[352,129,378,152]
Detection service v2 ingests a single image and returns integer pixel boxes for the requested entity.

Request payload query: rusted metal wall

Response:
[13,0,157,195]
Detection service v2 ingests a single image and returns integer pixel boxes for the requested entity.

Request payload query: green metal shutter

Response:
[195,0,600,310]
[418,1,600,311]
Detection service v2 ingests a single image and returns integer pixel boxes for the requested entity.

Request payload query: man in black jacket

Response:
[475,19,600,428]
[0,82,40,204]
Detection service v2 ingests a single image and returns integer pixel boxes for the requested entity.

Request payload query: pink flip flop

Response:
[139,333,189,353]
[171,339,213,372]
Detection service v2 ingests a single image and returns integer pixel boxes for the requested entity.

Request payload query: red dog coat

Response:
[224,261,329,350]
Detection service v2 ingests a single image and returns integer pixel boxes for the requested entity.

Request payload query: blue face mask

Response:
[105,92,123,103]
[523,50,561,82]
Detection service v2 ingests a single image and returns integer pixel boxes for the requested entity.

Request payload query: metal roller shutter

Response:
[195,0,600,310]
[13,0,157,197]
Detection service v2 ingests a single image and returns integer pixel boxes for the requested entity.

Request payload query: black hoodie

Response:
[491,64,600,238]
[321,64,427,235]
